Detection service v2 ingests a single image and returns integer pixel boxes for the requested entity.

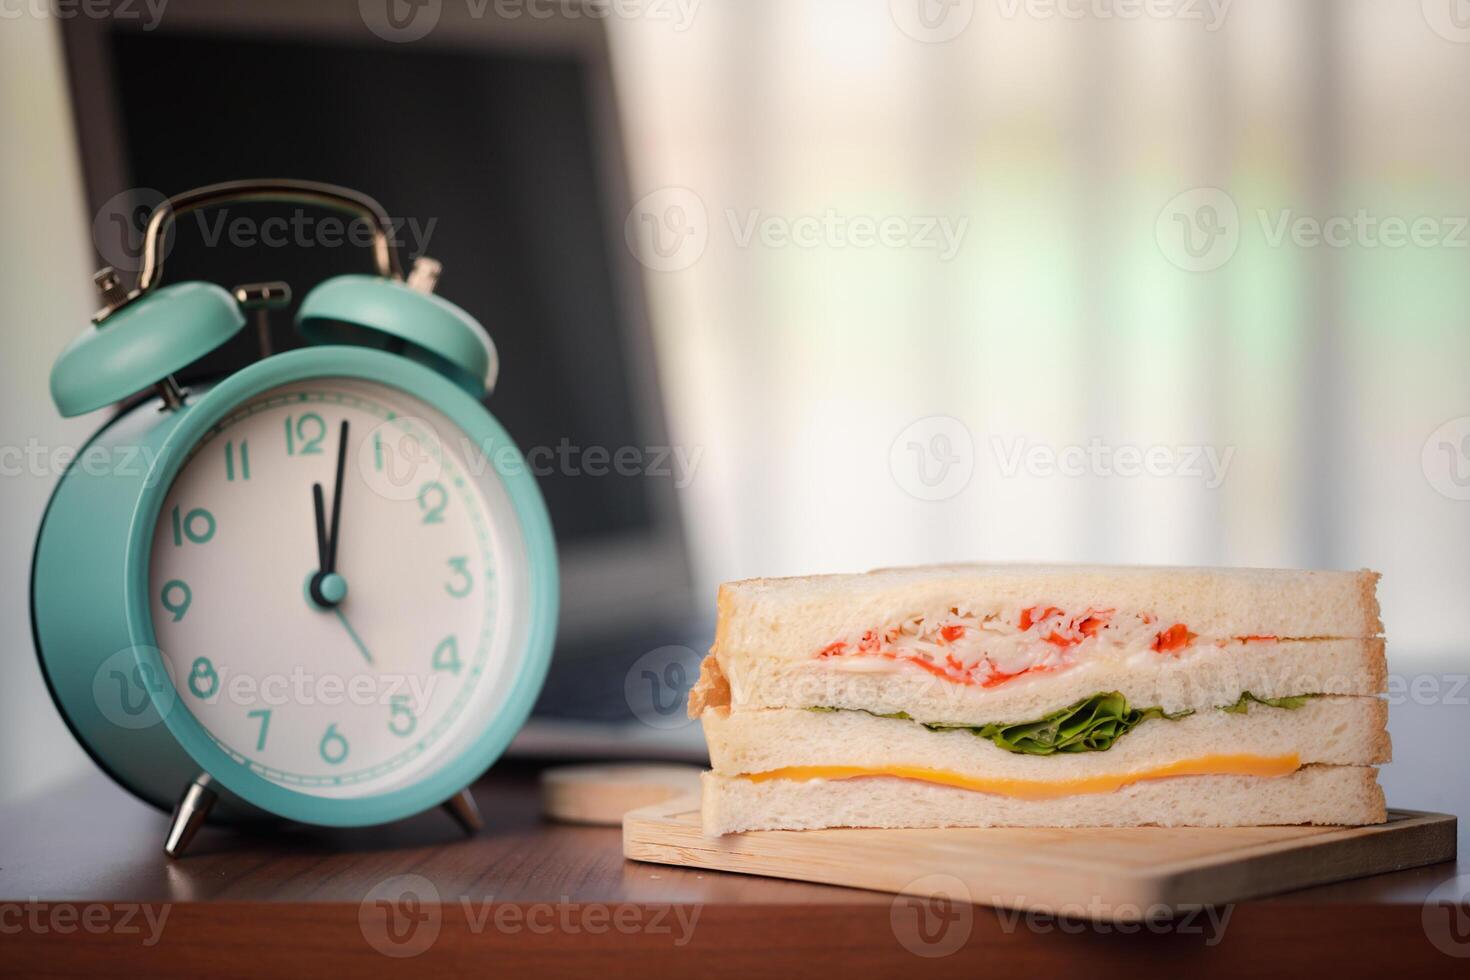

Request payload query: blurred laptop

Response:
[63,3,708,761]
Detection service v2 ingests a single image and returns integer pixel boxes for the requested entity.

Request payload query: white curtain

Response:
[0,15,102,800]
[610,0,1470,660]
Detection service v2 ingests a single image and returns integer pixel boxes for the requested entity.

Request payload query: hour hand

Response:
[309,482,344,608]
[313,483,329,570]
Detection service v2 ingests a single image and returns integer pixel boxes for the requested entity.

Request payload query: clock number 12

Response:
[285,412,327,456]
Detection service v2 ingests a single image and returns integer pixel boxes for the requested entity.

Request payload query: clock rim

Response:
[121,346,559,826]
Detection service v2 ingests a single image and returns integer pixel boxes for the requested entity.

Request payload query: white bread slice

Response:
[700,765,1387,834]
[701,697,1390,782]
[693,637,1386,725]
[712,564,1382,666]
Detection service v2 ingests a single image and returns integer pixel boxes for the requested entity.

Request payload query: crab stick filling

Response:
[814,606,1280,689]
[741,753,1301,800]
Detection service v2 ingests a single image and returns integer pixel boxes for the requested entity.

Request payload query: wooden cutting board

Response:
[623,795,1456,919]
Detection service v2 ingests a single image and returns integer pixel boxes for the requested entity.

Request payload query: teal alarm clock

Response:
[32,180,558,857]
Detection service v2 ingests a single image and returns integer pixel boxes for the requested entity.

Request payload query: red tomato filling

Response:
[1151,623,1197,654]
[815,606,1276,688]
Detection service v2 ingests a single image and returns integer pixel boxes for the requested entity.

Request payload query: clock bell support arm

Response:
[233,281,293,359]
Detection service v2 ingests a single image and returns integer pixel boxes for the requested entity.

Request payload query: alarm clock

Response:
[31,179,558,857]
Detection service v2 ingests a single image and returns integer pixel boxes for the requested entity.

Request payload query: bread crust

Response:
[696,565,1389,834]
[1358,569,1385,636]
[701,764,1388,834]
[710,564,1385,667]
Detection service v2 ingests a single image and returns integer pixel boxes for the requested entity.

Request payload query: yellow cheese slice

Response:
[740,753,1300,800]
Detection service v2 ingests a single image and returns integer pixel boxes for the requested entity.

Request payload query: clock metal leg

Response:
[443,788,483,836]
[164,775,217,859]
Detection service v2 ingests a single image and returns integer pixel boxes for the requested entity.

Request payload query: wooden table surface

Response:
[4,689,1469,977]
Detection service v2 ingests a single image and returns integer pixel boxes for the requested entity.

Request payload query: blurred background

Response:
[2,0,1467,810]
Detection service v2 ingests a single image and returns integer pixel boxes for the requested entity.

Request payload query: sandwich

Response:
[689,564,1389,834]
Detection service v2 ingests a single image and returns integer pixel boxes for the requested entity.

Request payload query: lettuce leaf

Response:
[949,693,1193,755]
[807,689,1316,755]
[1218,691,1313,713]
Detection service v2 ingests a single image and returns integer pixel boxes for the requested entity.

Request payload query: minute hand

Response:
[326,419,349,575]
[325,421,372,663]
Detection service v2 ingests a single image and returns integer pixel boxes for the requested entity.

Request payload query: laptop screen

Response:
[103,30,654,547]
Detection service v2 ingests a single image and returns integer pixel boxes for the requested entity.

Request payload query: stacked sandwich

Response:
[690,564,1388,834]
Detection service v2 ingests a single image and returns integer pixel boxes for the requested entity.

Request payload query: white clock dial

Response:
[149,378,523,799]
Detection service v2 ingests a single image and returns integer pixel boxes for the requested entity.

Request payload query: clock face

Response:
[149,377,525,799]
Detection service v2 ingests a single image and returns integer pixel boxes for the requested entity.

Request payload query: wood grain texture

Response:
[5,902,1470,979]
[1,763,1466,975]
[541,763,702,826]
[624,794,1456,917]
